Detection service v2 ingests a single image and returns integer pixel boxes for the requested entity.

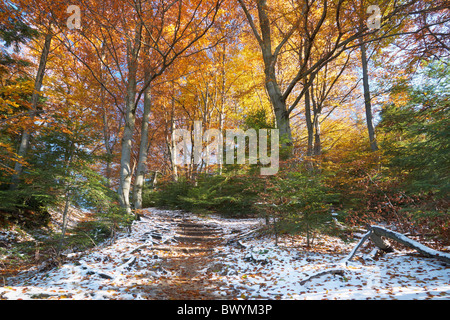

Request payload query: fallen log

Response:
[369,225,450,264]
[299,225,450,290]
[345,225,450,265]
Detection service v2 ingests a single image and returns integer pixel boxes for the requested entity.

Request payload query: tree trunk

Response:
[118,20,142,214]
[118,51,140,213]
[218,107,224,175]
[100,41,113,189]
[313,115,322,156]
[10,33,52,189]
[57,189,72,258]
[305,101,313,157]
[309,81,322,157]
[152,171,158,188]
[264,67,292,149]
[239,0,293,149]
[57,139,76,259]
[133,34,152,210]
[360,40,378,152]
[218,44,226,175]
[118,71,137,213]
[132,84,151,210]
[170,98,178,182]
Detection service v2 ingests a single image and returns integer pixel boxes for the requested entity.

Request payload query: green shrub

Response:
[143,174,262,217]
[257,167,336,246]
[145,179,191,209]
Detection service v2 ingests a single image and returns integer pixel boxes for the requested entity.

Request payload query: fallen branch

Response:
[341,230,372,265]
[300,225,450,288]
[300,269,345,286]
[344,225,450,265]
[227,228,262,245]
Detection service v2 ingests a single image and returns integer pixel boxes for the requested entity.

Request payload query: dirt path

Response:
[136,216,238,300]
[1,209,245,300]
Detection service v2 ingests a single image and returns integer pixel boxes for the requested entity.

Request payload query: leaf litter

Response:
[0,208,449,300]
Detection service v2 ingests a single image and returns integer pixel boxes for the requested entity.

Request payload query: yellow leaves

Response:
[60,127,74,135]
[0,80,34,97]
[0,141,28,174]
[0,80,34,116]
[0,142,15,153]
[164,24,176,38]
[0,97,20,110]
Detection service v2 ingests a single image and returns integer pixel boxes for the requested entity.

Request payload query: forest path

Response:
[2,208,448,300]
[137,215,238,299]
[1,208,246,300]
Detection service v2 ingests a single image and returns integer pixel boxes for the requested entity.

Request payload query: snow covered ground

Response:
[1,208,449,300]
[212,239,450,300]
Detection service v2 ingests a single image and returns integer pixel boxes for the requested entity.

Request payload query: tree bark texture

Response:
[360,40,378,152]
[133,83,151,210]
[10,33,52,189]
[118,22,142,213]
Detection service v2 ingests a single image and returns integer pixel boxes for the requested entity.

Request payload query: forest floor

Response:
[0,208,449,300]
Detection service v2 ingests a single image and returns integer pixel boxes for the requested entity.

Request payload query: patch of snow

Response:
[1,208,449,300]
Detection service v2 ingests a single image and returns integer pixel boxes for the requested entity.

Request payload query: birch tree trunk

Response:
[10,33,52,189]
